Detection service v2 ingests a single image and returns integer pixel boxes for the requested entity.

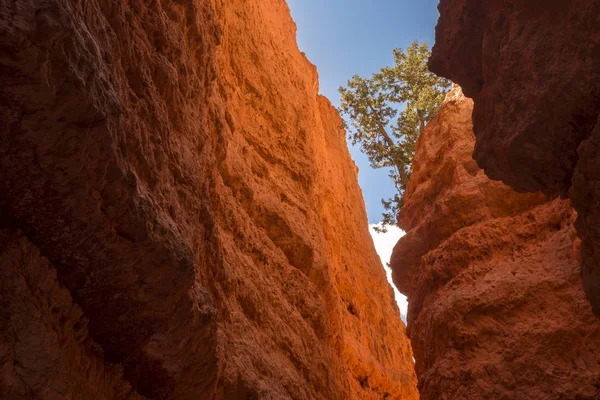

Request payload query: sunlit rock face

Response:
[429,0,600,315]
[0,0,418,398]
[391,87,600,400]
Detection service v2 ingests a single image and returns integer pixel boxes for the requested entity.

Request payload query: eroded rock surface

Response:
[0,0,417,398]
[391,87,600,399]
[429,0,600,315]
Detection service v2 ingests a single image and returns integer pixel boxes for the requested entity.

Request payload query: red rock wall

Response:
[391,87,600,399]
[0,0,417,399]
[429,0,600,315]
[0,230,144,400]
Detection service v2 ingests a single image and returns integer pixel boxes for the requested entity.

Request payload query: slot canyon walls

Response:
[0,0,417,399]
[391,87,600,399]
[429,0,600,316]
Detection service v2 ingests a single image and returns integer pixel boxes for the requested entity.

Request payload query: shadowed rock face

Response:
[391,87,600,400]
[0,0,417,399]
[429,0,600,316]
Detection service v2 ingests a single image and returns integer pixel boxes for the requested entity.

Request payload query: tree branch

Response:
[368,105,407,185]
[417,109,425,133]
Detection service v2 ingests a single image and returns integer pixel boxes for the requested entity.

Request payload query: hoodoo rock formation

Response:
[391,87,600,399]
[429,0,600,316]
[0,0,417,399]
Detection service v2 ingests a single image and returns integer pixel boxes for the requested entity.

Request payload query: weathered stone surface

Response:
[571,119,600,318]
[392,87,547,296]
[0,0,417,399]
[429,0,600,315]
[391,87,600,399]
[0,229,143,400]
[430,1,600,195]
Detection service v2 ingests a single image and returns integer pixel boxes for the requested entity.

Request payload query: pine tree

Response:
[339,41,451,232]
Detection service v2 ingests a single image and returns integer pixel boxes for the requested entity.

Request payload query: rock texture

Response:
[429,0,600,315]
[391,87,600,399]
[0,0,417,399]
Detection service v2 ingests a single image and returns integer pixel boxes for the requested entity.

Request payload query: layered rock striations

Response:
[391,87,600,399]
[0,0,417,399]
[429,0,600,315]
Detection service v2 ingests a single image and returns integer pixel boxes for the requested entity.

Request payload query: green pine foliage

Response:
[339,41,451,232]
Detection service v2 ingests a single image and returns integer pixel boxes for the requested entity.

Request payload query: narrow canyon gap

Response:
[0,0,418,399]
[3,0,599,400]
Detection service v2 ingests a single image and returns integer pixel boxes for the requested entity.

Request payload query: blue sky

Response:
[287,0,440,224]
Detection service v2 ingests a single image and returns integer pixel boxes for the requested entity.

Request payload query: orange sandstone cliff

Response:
[0,0,418,399]
[429,0,600,316]
[391,87,600,399]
